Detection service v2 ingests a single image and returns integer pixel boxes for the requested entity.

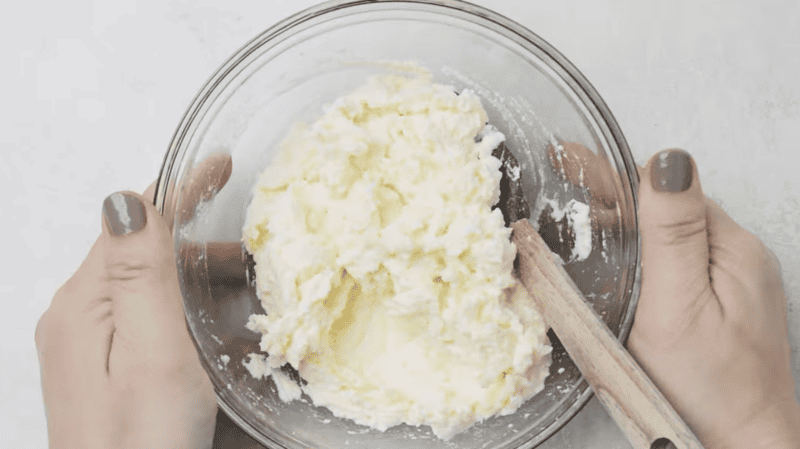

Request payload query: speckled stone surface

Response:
[3,1,798,447]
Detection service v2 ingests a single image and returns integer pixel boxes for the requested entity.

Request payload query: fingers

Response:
[37,236,115,375]
[100,190,193,372]
[181,241,250,288]
[706,198,777,275]
[546,140,624,233]
[705,198,788,314]
[145,153,232,230]
[636,149,719,345]
[547,141,619,208]
[704,198,746,250]
[173,154,240,284]
[138,153,231,234]
[206,241,249,282]
[590,204,620,231]
[176,153,233,227]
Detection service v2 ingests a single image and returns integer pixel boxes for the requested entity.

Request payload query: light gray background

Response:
[2,0,798,447]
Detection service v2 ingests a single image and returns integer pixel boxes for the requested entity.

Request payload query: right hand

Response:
[628,149,800,448]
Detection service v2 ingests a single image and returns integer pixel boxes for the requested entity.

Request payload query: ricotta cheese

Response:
[545,198,593,263]
[242,70,551,440]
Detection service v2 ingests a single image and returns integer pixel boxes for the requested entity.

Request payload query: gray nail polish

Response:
[103,192,146,235]
[651,149,693,192]
[650,437,676,449]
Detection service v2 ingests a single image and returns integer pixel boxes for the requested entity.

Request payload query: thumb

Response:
[637,149,715,340]
[101,191,191,367]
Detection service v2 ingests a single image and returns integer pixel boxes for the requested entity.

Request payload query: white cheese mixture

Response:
[242,71,552,440]
[545,198,593,263]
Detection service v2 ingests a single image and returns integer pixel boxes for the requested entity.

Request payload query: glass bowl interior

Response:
[155,1,640,448]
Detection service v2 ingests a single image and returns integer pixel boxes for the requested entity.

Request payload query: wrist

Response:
[713,399,800,449]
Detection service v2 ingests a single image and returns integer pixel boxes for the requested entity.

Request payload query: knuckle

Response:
[738,231,771,269]
[34,308,70,360]
[52,278,77,305]
[34,311,49,349]
[105,259,158,284]
[758,246,777,272]
[731,231,785,293]
[40,281,78,346]
[654,215,708,247]
[765,246,782,272]
[737,229,763,253]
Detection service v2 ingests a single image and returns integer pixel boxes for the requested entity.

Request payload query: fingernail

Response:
[650,438,677,449]
[651,149,693,192]
[103,192,146,236]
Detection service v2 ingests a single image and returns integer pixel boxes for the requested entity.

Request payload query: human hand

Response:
[35,154,232,449]
[628,149,800,448]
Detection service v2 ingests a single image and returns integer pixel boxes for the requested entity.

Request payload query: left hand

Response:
[35,154,231,449]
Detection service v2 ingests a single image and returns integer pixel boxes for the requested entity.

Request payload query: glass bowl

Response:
[154,1,641,448]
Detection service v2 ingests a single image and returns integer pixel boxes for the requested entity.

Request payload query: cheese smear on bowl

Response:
[242,70,552,440]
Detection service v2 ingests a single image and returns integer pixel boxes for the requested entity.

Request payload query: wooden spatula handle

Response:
[511,219,704,449]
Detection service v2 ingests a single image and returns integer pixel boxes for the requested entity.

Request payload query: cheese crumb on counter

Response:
[241,70,551,440]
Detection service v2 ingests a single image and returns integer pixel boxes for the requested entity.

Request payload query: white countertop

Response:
[3,1,798,447]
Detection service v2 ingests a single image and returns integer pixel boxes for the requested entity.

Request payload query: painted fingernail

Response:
[103,192,146,235]
[650,437,676,449]
[651,149,693,192]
